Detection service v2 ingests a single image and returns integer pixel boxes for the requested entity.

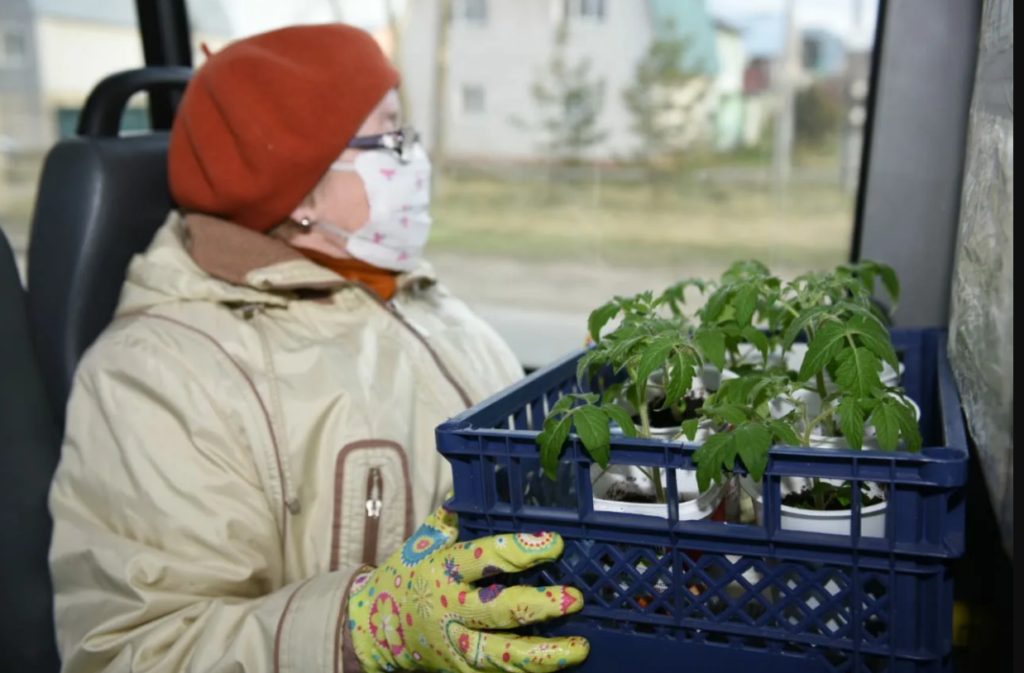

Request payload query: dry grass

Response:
[430,174,855,270]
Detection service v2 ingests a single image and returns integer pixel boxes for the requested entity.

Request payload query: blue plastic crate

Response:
[436,329,969,673]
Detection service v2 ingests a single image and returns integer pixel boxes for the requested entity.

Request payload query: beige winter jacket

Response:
[48,211,523,672]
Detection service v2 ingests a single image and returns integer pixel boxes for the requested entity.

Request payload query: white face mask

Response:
[316,144,433,273]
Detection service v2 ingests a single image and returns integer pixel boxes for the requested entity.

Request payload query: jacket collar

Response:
[183,212,439,295]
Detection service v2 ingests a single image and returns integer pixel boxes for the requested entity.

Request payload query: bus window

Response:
[0,0,883,369]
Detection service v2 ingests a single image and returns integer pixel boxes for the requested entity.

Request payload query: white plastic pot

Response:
[739,475,888,537]
[591,464,727,521]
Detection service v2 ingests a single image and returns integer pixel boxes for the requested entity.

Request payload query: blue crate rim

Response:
[438,329,968,470]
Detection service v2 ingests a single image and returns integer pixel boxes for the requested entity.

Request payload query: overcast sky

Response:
[214,0,880,49]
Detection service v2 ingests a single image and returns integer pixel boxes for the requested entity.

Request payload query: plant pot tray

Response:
[436,329,968,673]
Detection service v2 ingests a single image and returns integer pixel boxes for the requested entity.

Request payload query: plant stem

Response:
[813,371,837,436]
[638,397,667,505]
[804,407,837,446]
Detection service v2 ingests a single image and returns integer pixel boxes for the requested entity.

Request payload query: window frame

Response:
[453,0,489,26]
[563,0,606,23]
[0,26,29,69]
[154,0,974,330]
[461,84,487,115]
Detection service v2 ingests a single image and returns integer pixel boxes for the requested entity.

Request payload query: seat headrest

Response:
[26,66,191,424]
[27,135,174,419]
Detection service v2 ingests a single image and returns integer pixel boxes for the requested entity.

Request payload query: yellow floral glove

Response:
[347,503,589,672]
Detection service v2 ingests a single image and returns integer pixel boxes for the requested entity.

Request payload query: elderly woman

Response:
[48,24,588,673]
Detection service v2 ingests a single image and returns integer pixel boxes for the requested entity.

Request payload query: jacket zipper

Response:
[363,468,384,566]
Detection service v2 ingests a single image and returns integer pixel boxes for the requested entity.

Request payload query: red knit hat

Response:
[169,24,400,232]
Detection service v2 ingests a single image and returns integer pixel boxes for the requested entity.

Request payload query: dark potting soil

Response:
[604,481,657,504]
[632,391,707,429]
[782,486,885,511]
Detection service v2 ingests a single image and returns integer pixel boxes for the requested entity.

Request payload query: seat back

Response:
[0,229,62,673]
[27,67,191,424]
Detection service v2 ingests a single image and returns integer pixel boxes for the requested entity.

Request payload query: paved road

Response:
[429,252,726,367]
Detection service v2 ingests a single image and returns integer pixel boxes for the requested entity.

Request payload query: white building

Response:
[401,0,749,164]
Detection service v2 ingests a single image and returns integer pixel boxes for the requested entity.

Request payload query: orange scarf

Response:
[299,248,399,302]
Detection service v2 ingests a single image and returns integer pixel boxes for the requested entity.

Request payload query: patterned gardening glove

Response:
[347,502,589,672]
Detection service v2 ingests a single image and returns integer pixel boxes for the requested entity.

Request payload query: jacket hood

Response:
[116,211,438,315]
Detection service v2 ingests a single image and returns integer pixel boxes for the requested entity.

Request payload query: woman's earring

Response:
[299,217,314,230]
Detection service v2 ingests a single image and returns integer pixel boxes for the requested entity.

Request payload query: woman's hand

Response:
[347,502,589,672]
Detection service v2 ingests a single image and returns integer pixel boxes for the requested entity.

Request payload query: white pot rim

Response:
[738,475,888,518]
[593,481,726,519]
[593,470,727,520]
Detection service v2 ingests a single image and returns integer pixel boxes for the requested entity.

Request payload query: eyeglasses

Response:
[348,126,421,163]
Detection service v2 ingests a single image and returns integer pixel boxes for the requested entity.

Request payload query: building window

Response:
[454,0,488,25]
[802,37,822,72]
[1,29,28,68]
[57,107,151,139]
[564,0,606,22]
[462,85,486,115]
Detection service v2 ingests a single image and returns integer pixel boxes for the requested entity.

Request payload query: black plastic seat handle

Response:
[77,67,193,138]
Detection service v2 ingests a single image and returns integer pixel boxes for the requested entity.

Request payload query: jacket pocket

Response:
[330,441,414,572]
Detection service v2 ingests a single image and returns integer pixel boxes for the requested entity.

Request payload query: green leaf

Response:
[701,403,748,426]
[868,402,901,452]
[799,321,848,381]
[576,349,603,386]
[588,302,620,344]
[847,315,899,372]
[735,425,773,483]
[665,350,698,402]
[681,418,700,442]
[538,416,572,480]
[658,279,709,315]
[834,347,884,398]
[603,403,637,438]
[551,395,575,416]
[601,382,626,406]
[636,337,677,388]
[722,260,771,284]
[695,328,726,372]
[693,424,773,490]
[702,288,731,323]
[721,323,743,338]
[837,396,865,450]
[893,398,923,453]
[733,285,760,326]
[693,434,732,492]
[608,333,646,364]
[573,406,612,467]
[878,264,901,305]
[782,305,833,348]
[768,420,803,447]
[741,326,770,364]
[624,385,643,416]
[712,378,751,406]
[749,375,789,409]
